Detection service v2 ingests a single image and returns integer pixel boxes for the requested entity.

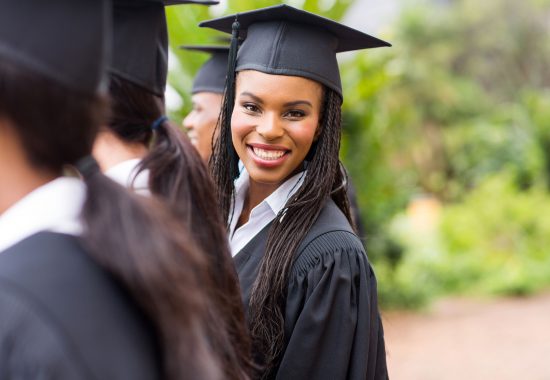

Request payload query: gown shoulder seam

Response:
[291,230,365,277]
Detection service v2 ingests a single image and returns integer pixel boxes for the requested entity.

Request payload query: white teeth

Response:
[252,147,286,160]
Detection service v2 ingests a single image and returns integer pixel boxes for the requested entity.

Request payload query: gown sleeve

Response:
[0,280,85,379]
[277,231,388,380]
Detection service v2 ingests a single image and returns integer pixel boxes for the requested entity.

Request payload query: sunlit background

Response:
[166,0,550,378]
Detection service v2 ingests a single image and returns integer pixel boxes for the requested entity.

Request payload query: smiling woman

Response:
[232,71,323,189]
[202,4,391,380]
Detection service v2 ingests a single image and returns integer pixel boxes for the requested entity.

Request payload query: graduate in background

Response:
[93,2,252,378]
[203,5,390,379]
[182,44,229,162]
[0,0,224,378]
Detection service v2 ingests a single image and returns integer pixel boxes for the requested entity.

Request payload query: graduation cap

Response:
[111,0,219,97]
[200,4,391,97]
[0,0,110,95]
[181,45,229,94]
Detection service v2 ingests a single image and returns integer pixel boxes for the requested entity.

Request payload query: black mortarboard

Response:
[181,45,229,94]
[200,4,391,96]
[111,0,219,97]
[0,0,110,95]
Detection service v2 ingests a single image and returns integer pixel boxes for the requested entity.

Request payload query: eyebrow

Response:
[240,91,264,104]
[283,100,313,108]
[240,92,313,108]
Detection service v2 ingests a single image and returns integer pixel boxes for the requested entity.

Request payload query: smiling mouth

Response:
[250,146,289,161]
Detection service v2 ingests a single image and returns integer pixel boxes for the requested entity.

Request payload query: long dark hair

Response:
[108,75,252,379]
[0,57,223,380]
[210,72,353,377]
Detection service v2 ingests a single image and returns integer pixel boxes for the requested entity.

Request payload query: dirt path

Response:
[383,292,550,380]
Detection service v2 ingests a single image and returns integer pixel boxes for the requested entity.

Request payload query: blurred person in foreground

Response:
[0,0,227,378]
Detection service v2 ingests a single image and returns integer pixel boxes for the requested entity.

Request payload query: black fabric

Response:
[199,4,390,96]
[165,0,218,4]
[234,199,388,380]
[181,45,229,94]
[0,232,161,379]
[111,0,218,96]
[0,0,110,95]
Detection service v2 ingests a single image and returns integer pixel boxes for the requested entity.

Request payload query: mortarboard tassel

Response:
[223,16,241,179]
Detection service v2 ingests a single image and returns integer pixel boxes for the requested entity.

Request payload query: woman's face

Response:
[183,92,223,162]
[232,70,323,188]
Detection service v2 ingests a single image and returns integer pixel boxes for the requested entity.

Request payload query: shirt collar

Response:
[0,177,86,253]
[105,158,150,195]
[264,171,306,215]
[232,169,306,219]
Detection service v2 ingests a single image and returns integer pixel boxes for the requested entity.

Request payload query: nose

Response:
[256,113,284,141]
[182,112,194,131]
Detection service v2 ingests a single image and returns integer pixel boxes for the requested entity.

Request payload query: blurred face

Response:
[183,92,223,162]
[232,70,323,189]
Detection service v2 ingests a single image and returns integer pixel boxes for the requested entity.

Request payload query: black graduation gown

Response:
[0,232,161,379]
[235,199,388,380]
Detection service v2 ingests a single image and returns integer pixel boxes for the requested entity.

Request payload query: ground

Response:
[384,291,550,380]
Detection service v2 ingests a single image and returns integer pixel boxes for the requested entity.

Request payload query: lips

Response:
[247,143,290,167]
[188,135,198,147]
[252,146,286,160]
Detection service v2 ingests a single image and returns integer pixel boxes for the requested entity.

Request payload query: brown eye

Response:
[243,103,260,113]
[285,110,306,119]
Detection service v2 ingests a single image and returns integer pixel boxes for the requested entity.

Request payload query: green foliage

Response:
[440,173,550,296]
[521,90,550,189]
[378,172,550,308]
[166,4,215,120]
[338,0,550,308]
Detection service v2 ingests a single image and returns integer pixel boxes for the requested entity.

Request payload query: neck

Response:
[0,166,57,216]
[93,129,149,172]
[247,179,279,211]
[237,179,279,228]
[0,120,58,215]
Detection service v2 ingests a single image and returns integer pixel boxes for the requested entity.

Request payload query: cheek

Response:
[197,110,217,132]
[289,119,319,150]
[231,110,255,142]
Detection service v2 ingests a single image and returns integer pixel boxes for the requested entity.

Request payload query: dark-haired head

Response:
[0,56,226,380]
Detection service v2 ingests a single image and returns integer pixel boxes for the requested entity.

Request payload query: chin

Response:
[246,166,289,184]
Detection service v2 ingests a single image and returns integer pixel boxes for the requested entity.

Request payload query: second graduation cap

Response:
[111,0,219,97]
[181,45,229,94]
[200,4,390,97]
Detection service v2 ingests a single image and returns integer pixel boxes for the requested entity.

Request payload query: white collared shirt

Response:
[229,170,306,256]
[104,158,150,195]
[0,177,86,253]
